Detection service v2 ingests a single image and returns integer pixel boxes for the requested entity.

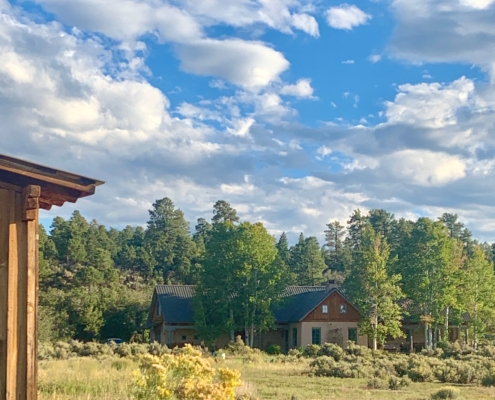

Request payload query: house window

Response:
[348,328,358,343]
[340,304,347,314]
[312,328,321,345]
[182,335,187,340]
[322,305,328,314]
[292,327,298,347]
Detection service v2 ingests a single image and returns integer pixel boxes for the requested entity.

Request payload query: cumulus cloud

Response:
[291,13,320,37]
[385,77,475,128]
[325,4,371,30]
[383,150,467,186]
[390,0,495,72]
[280,78,314,97]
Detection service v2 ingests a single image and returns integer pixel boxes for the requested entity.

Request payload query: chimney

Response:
[325,279,339,291]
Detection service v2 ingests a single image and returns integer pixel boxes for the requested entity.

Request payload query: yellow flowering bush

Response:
[131,344,241,400]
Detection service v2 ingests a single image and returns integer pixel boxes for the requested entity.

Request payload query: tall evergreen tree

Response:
[276,232,291,266]
[212,200,239,224]
[145,198,196,283]
[324,220,346,272]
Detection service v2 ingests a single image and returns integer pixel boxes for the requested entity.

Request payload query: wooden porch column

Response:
[0,184,40,400]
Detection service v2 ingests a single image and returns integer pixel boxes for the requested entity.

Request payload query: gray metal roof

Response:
[151,284,337,325]
[154,285,195,324]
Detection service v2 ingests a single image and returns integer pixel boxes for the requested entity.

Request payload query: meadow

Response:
[38,352,495,400]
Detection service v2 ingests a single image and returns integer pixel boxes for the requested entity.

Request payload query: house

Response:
[146,283,368,351]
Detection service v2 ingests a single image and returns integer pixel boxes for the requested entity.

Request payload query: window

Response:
[157,302,161,316]
[340,304,347,314]
[292,327,298,347]
[194,335,199,340]
[348,328,358,343]
[311,328,321,345]
[182,335,187,340]
[322,305,328,314]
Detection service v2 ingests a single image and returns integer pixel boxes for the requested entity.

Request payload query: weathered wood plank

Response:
[6,189,18,400]
[0,188,10,399]
[26,209,39,399]
[0,161,96,193]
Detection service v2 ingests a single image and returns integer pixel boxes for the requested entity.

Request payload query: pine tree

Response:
[324,220,346,272]
[276,232,291,266]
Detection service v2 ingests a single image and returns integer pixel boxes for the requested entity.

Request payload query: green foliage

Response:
[431,387,460,400]
[194,220,288,346]
[266,344,282,355]
[344,224,405,349]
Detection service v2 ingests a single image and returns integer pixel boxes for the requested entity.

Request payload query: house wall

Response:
[301,321,367,348]
[303,291,361,323]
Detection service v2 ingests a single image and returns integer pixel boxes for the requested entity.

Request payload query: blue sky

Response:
[2,0,495,244]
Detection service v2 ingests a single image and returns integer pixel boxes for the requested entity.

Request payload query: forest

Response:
[39,198,495,350]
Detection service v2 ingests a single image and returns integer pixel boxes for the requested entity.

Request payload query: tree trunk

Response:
[428,326,433,350]
[230,309,234,342]
[425,324,430,350]
[443,307,449,343]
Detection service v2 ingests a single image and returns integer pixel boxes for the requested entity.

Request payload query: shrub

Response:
[266,344,281,355]
[345,341,372,358]
[431,387,460,399]
[388,376,411,390]
[481,369,495,387]
[131,344,241,400]
[224,336,252,356]
[303,344,321,358]
[317,343,344,361]
[288,348,303,358]
[407,357,435,382]
[366,377,388,390]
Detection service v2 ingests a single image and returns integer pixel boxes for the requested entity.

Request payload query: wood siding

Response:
[302,291,360,323]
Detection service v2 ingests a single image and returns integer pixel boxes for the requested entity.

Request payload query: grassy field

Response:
[38,356,495,400]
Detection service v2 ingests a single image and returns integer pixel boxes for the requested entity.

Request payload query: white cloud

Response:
[385,77,475,128]
[227,118,255,137]
[368,54,381,63]
[325,4,371,30]
[384,150,466,186]
[280,78,314,97]
[342,59,354,64]
[291,13,320,37]
[459,0,495,9]
[177,38,290,89]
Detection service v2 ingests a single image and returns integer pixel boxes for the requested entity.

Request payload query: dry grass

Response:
[38,357,495,400]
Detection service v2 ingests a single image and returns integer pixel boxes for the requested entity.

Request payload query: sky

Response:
[1,0,495,244]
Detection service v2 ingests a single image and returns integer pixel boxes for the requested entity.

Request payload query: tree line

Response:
[39,198,495,349]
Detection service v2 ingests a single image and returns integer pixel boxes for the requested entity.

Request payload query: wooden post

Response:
[0,184,40,400]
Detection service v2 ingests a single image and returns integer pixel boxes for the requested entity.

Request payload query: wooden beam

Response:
[0,159,97,193]
[22,186,40,222]
[0,186,40,400]
[0,188,10,399]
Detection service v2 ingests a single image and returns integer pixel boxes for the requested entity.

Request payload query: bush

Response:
[266,344,281,355]
[345,341,372,358]
[131,344,241,400]
[388,376,411,390]
[407,357,435,382]
[481,369,495,387]
[431,387,460,399]
[303,344,321,358]
[366,377,388,390]
[317,343,344,361]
